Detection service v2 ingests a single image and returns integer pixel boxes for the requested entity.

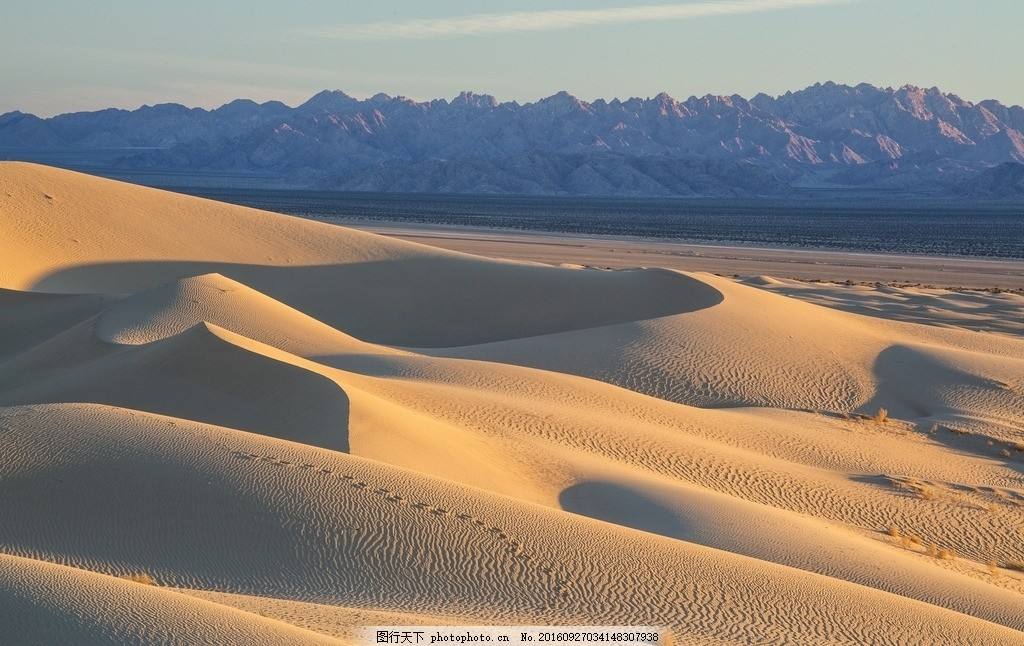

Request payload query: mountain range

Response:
[3,82,1024,197]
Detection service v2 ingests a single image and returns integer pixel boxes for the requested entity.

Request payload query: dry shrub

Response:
[900,534,923,549]
[873,408,889,423]
[897,479,938,501]
[917,486,937,501]
[121,573,156,585]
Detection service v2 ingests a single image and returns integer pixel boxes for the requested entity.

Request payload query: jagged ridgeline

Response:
[2,82,1023,196]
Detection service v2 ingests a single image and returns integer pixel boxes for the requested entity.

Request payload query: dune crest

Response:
[1,162,722,346]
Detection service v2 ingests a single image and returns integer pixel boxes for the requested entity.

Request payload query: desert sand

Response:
[1,162,1022,645]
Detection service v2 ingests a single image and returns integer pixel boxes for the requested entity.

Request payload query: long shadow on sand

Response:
[0,322,352,453]
[32,257,724,347]
[559,480,690,539]
[858,344,1024,476]
[858,344,999,420]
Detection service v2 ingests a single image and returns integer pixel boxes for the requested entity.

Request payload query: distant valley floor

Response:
[335,220,1024,292]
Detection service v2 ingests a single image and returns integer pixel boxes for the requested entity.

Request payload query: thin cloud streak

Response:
[312,0,852,40]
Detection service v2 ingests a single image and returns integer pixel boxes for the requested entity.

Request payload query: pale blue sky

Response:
[2,0,1020,116]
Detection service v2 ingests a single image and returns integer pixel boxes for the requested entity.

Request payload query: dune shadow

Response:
[860,344,1000,420]
[860,345,1023,475]
[559,480,690,540]
[0,323,351,454]
[34,257,723,347]
[0,289,112,360]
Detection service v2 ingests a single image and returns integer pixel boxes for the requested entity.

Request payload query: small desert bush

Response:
[921,544,956,561]
[895,479,938,501]
[887,526,924,549]
[898,534,923,550]
[120,573,157,585]
[873,408,889,423]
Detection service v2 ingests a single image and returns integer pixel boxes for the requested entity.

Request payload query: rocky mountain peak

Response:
[3,83,1023,197]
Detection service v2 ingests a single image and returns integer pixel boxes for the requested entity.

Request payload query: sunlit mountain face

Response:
[3,82,1023,197]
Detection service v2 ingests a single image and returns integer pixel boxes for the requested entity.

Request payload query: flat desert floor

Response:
[336,220,1024,291]
[1,162,1023,645]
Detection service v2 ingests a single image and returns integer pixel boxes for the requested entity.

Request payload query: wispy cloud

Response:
[311,0,851,40]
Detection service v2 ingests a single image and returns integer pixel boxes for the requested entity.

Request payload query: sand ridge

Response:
[0,162,723,346]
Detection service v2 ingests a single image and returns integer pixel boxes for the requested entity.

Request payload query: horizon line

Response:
[8,81,1018,119]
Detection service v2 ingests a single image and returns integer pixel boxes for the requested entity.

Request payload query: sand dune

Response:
[2,404,1021,645]
[0,162,720,346]
[0,322,352,451]
[437,273,1024,437]
[1,163,1022,644]
[0,552,340,645]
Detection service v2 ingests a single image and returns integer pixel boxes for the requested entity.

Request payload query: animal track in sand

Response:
[224,446,569,604]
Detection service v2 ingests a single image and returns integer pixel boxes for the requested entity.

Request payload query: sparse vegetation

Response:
[872,407,889,424]
[120,573,157,585]
[912,543,957,561]
[901,534,923,549]
[936,548,956,561]
[886,525,928,551]
[893,478,939,501]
